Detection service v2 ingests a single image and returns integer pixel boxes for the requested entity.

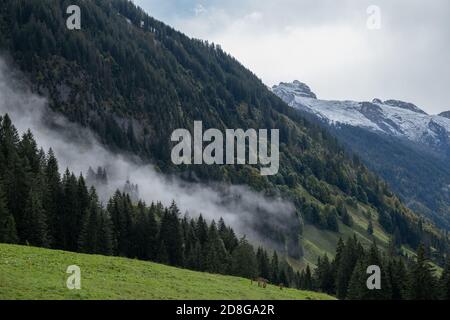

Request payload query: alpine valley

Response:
[0,0,449,300]
[273,81,450,231]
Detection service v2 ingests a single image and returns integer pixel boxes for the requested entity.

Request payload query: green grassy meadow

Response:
[0,244,334,300]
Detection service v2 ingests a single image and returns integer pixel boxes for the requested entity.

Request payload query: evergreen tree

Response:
[367,218,374,235]
[335,236,362,299]
[439,258,450,300]
[256,247,271,280]
[158,205,184,266]
[303,265,313,290]
[346,259,367,299]
[270,251,280,284]
[231,237,257,279]
[387,258,407,300]
[406,244,438,300]
[78,188,114,255]
[97,210,115,256]
[157,240,169,264]
[218,217,238,252]
[43,148,62,248]
[107,191,133,256]
[204,221,229,274]
[22,186,49,247]
[0,114,29,241]
[0,183,18,243]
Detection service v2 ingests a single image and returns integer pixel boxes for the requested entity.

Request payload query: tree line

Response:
[0,114,299,287]
[299,236,450,300]
[1,113,450,298]
[3,0,447,255]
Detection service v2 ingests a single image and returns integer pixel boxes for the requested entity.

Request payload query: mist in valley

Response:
[0,57,300,251]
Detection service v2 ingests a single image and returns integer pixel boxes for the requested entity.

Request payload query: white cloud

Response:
[134,0,450,114]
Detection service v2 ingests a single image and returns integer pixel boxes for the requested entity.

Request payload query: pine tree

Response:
[366,241,392,299]
[367,218,374,235]
[304,265,313,290]
[184,218,199,270]
[22,186,49,247]
[406,244,438,300]
[387,258,407,300]
[158,205,183,266]
[157,240,169,264]
[231,237,257,279]
[107,191,133,256]
[78,188,108,254]
[336,236,362,299]
[256,247,271,280]
[0,114,29,241]
[43,148,62,248]
[218,217,238,252]
[0,183,18,243]
[78,203,98,254]
[196,214,208,245]
[346,259,367,299]
[60,170,78,250]
[270,251,280,284]
[97,210,115,256]
[204,221,229,274]
[145,204,158,260]
[439,258,450,300]
[314,254,334,294]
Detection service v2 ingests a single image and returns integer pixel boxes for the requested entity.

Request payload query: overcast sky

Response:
[134,0,450,114]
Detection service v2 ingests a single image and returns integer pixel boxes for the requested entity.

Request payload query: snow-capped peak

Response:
[272,80,317,102]
[439,111,450,119]
[382,100,428,115]
[272,81,450,153]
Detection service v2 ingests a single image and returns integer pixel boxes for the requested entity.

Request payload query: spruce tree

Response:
[439,258,450,300]
[0,183,18,243]
[387,258,407,300]
[406,244,438,300]
[97,210,115,256]
[256,247,271,280]
[367,219,374,235]
[43,148,62,248]
[231,237,257,279]
[346,259,367,299]
[270,251,280,284]
[304,265,313,290]
[204,221,228,274]
[0,115,29,241]
[22,186,49,247]
[158,206,184,266]
[314,254,334,294]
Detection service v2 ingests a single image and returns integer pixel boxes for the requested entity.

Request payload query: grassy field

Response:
[0,244,334,300]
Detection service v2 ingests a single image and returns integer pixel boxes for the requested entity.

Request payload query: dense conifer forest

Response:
[1,114,450,299]
[0,0,447,260]
[0,0,450,301]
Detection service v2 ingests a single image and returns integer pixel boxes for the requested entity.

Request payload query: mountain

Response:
[273,81,450,230]
[273,81,450,156]
[0,0,448,266]
[440,111,450,119]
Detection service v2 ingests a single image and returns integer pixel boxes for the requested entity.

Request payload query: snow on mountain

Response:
[439,111,450,119]
[272,81,450,151]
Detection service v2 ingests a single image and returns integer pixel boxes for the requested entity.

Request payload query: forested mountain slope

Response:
[0,0,448,263]
[273,81,450,230]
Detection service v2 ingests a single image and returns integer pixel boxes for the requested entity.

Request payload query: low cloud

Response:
[135,0,450,114]
[0,57,299,250]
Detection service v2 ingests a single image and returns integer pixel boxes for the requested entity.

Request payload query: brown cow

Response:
[251,277,268,288]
